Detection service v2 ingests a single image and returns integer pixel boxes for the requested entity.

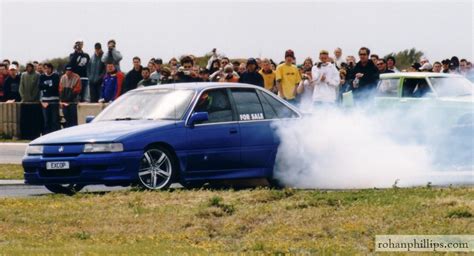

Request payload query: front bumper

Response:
[23,151,143,185]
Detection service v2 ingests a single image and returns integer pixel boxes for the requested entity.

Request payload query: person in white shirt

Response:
[333,47,345,69]
[311,50,340,106]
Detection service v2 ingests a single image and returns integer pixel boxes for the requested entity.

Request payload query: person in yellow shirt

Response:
[276,49,301,103]
[259,58,276,93]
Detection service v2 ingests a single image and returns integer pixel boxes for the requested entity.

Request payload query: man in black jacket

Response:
[347,47,379,102]
[69,40,90,102]
[39,63,61,134]
[123,56,143,93]
[239,58,264,87]
[3,64,21,102]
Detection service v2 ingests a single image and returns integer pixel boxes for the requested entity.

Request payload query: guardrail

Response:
[0,102,108,139]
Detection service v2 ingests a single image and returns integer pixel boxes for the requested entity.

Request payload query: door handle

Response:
[229,128,238,134]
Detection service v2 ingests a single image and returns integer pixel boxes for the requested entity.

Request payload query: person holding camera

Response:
[68,40,90,102]
[159,67,175,84]
[101,39,123,71]
[311,50,340,107]
[218,65,239,83]
[296,67,315,110]
[175,56,200,83]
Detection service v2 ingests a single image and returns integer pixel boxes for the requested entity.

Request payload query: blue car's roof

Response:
[132,82,262,92]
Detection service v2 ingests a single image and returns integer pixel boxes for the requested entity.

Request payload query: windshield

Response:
[429,77,473,97]
[94,89,195,121]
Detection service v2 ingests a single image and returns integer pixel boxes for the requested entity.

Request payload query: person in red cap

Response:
[276,49,301,103]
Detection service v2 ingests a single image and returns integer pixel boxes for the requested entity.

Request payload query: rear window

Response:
[260,91,299,119]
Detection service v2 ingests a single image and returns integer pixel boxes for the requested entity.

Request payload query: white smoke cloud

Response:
[273,106,472,189]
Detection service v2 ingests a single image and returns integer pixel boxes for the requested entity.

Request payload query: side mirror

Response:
[188,112,208,127]
[85,115,95,123]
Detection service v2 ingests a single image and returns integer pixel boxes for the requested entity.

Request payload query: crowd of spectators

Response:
[0,39,473,139]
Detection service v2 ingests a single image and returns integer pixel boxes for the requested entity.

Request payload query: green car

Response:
[374,72,473,127]
[343,72,473,165]
[344,72,473,126]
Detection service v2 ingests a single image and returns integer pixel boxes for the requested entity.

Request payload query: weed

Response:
[447,208,472,218]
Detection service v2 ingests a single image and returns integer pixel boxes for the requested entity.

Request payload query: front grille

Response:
[43,153,81,158]
[39,167,81,177]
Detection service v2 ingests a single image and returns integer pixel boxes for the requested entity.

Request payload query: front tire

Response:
[44,184,85,195]
[137,146,176,190]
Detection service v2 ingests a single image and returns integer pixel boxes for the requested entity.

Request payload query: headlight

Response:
[26,145,43,155]
[83,143,124,153]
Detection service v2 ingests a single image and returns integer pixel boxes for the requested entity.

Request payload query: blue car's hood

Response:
[31,120,176,145]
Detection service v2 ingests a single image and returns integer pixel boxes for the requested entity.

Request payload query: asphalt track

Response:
[0,142,27,164]
[0,143,472,198]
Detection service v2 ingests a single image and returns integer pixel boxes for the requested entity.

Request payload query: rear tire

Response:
[137,146,177,190]
[44,184,85,195]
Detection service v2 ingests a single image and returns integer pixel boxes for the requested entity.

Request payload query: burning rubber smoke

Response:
[273,107,472,189]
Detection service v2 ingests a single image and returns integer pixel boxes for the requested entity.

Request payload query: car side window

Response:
[402,78,432,98]
[260,91,298,119]
[376,78,399,97]
[193,88,234,123]
[257,90,277,119]
[231,88,265,121]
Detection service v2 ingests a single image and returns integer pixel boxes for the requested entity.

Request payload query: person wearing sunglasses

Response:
[347,47,379,102]
[376,59,394,74]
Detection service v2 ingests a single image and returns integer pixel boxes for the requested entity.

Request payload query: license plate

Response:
[46,161,70,170]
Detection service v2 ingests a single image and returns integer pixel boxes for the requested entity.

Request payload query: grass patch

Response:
[0,187,472,254]
[0,164,23,179]
[446,207,472,218]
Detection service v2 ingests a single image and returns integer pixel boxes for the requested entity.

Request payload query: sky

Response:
[0,0,473,71]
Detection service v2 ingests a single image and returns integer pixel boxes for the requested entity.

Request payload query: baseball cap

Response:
[247,58,257,66]
[411,62,421,70]
[285,49,295,59]
[65,65,73,71]
[8,64,17,70]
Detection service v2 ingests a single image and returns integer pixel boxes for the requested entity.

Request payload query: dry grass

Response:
[0,187,472,254]
[0,164,23,180]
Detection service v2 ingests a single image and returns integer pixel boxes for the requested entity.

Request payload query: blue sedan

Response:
[23,83,301,194]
